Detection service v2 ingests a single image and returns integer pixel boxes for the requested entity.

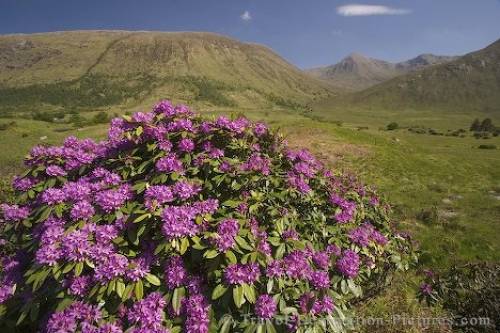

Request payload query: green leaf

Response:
[220,317,232,333]
[74,262,84,276]
[145,273,161,286]
[266,321,277,333]
[267,280,274,294]
[172,287,186,313]
[211,284,228,300]
[233,285,245,308]
[203,249,219,259]
[242,283,256,303]
[135,280,144,300]
[56,298,73,312]
[235,236,253,251]
[179,237,190,255]
[225,250,237,264]
[122,283,134,302]
[133,213,151,223]
[116,280,125,298]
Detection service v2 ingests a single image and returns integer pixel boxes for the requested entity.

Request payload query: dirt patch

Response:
[284,128,371,166]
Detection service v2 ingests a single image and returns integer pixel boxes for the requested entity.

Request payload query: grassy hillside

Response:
[0,31,333,117]
[326,39,500,113]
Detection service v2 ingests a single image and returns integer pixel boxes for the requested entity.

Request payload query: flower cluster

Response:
[0,101,414,333]
[224,263,261,285]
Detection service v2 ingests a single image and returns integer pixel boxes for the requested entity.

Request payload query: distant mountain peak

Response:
[307,51,457,90]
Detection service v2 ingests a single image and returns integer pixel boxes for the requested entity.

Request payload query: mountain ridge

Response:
[307,52,458,90]
[316,38,500,113]
[0,30,333,114]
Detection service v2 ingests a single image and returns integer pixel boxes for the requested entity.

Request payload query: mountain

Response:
[395,54,458,71]
[307,53,456,91]
[349,39,500,112]
[0,30,333,115]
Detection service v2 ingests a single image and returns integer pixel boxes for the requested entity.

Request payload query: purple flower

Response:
[326,244,341,257]
[265,260,284,278]
[371,230,388,245]
[336,250,360,278]
[132,111,154,124]
[68,275,92,296]
[46,165,67,177]
[94,253,128,282]
[348,226,371,247]
[127,258,150,282]
[330,194,357,223]
[144,185,174,210]
[312,251,330,270]
[156,154,183,173]
[94,185,131,212]
[70,201,95,221]
[293,162,316,178]
[214,219,239,252]
[420,283,433,295]
[298,292,315,314]
[12,176,37,191]
[128,292,167,329]
[41,188,66,205]
[308,295,335,315]
[282,229,299,241]
[158,140,173,152]
[173,181,200,200]
[253,122,268,137]
[98,323,124,333]
[0,283,16,304]
[191,199,219,215]
[161,206,199,239]
[62,230,91,262]
[164,256,188,289]
[287,173,311,194]
[46,301,101,333]
[224,263,261,285]
[241,153,271,175]
[185,294,210,333]
[63,181,92,201]
[309,271,330,289]
[283,251,312,280]
[255,294,277,319]
[178,138,195,152]
[153,100,175,115]
[1,204,30,221]
[349,224,388,247]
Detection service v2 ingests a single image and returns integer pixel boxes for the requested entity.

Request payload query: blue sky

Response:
[1,0,499,68]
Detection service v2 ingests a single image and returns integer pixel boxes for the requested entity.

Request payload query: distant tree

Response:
[470,118,481,131]
[386,122,399,131]
[480,118,495,132]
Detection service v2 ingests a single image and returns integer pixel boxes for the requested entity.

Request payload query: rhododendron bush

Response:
[0,101,416,333]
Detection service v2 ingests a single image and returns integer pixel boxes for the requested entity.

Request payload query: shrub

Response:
[0,101,415,333]
[386,122,399,131]
[418,263,499,332]
[416,207,439,224]
[478,144,496,150]
[92,111,110,124]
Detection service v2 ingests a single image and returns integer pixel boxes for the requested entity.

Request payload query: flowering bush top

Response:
[0,101,415,333]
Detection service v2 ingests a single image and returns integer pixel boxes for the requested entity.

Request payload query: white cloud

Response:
[240,10,252,21]
[337,4,411,16]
